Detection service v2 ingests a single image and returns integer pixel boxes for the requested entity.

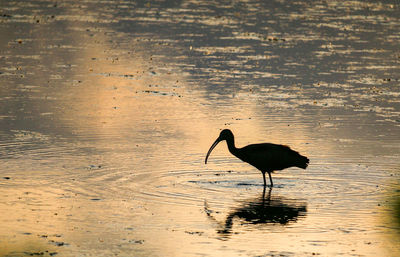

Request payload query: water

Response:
[0,0,399,256]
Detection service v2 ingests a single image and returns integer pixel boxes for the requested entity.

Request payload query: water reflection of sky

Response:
[0,0,399,256]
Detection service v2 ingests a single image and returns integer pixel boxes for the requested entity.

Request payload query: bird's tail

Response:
[296,155,309,169]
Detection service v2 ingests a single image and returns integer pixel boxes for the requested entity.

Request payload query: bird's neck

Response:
[225,137,238,155]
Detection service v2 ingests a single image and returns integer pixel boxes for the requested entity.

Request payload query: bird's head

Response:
[219,129,234,141]
[205,129,234,164]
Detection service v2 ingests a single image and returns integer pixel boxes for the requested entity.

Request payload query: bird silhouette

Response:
[205,129,309,187]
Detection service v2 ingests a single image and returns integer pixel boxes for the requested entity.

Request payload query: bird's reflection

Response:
[205,188,307,236]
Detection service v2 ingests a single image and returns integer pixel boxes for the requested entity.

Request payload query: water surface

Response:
[0,0,399,256]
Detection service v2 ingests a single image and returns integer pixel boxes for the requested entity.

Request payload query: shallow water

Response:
[0,0,399,256]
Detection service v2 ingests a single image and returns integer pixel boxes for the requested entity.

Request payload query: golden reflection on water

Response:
[50,31,188,138]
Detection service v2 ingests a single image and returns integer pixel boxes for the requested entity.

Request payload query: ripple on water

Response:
[123,155,391,216]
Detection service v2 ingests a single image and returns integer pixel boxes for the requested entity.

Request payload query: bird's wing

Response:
[237,143,307,171]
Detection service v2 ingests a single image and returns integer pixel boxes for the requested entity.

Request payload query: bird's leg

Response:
[268,172,273,187]
[262,172,267,187]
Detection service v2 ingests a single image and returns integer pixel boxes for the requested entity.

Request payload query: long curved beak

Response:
[205,137,221,164]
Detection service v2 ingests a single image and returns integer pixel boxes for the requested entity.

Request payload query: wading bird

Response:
[205,129,309,187]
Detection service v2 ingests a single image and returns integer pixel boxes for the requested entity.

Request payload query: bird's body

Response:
[205,129,309,187]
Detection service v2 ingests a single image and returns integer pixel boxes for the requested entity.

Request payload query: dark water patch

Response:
[48,240,67,247]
